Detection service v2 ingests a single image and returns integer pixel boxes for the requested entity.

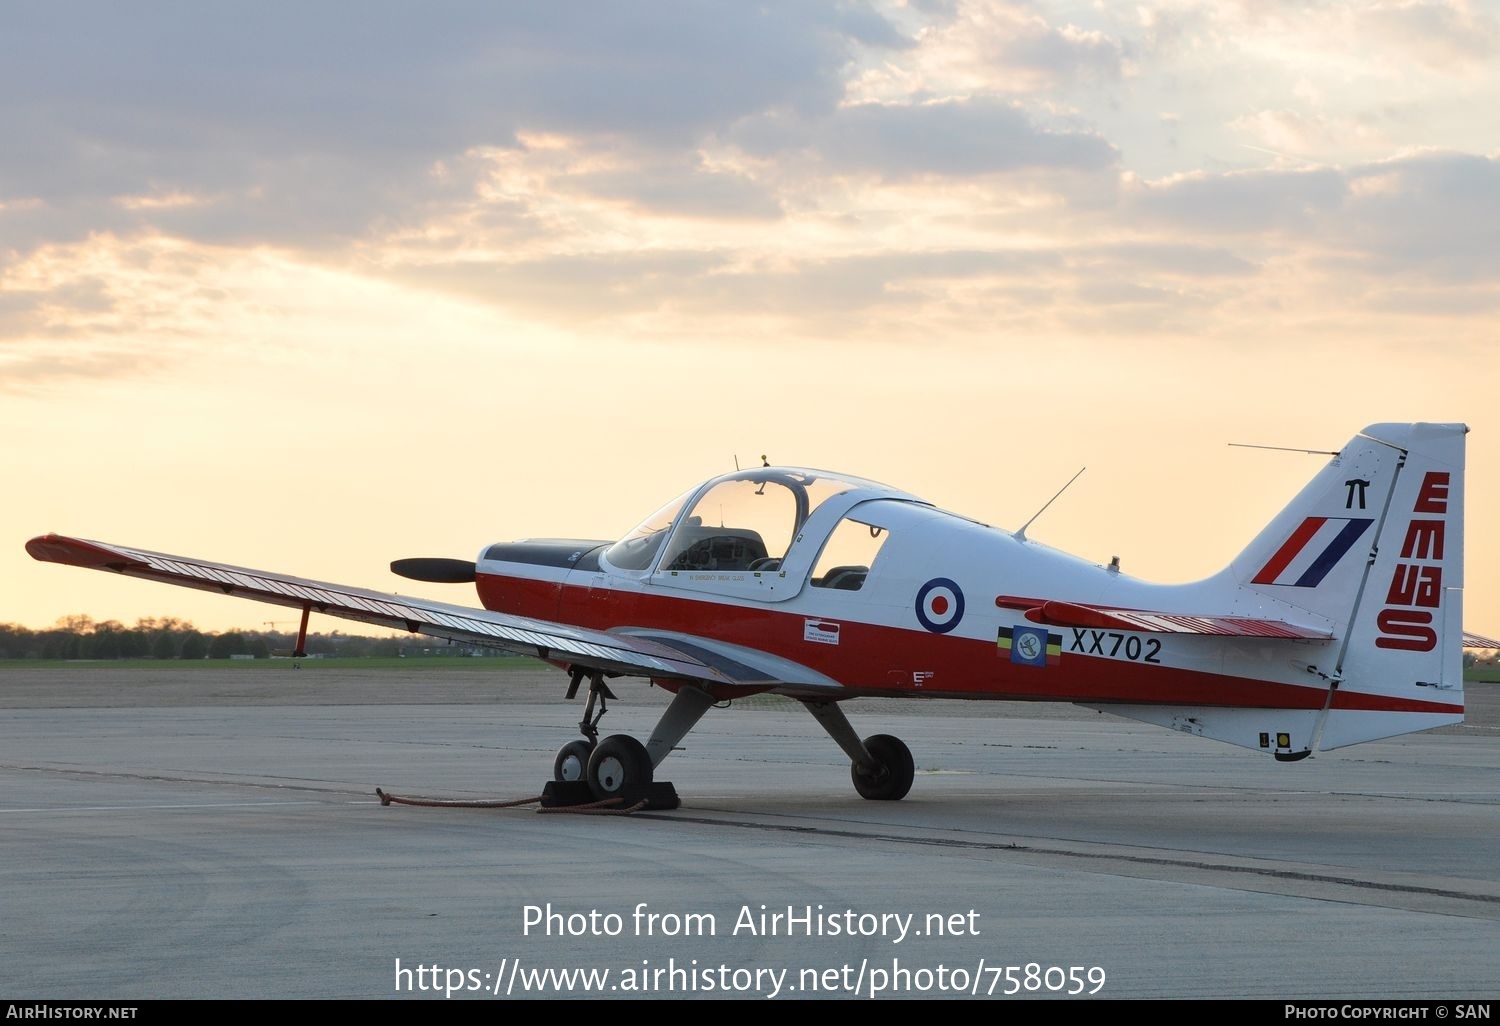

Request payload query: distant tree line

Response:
[0,616,494,660]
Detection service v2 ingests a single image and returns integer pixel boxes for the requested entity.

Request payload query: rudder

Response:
[1229,423,1466,747]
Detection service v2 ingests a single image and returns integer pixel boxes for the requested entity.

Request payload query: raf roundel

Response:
[915,578,965,634]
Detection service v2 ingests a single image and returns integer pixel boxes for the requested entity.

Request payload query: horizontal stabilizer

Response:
[995,595,1331,639]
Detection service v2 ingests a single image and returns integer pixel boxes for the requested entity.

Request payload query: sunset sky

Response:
[3,1,1497,638]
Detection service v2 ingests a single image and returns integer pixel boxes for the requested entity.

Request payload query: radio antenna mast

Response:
[1015,467,1085,542]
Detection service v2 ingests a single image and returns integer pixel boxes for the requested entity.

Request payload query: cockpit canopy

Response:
[601,467,910,575]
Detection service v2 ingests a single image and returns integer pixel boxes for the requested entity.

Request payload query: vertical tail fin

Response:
[1230,423,1467,747]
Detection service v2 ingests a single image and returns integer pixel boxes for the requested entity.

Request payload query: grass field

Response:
[0,655,550,672]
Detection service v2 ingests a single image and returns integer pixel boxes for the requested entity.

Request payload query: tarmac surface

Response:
[2,661,1498,1001]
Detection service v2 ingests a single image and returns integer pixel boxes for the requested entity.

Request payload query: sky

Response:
[2,0,1497,638]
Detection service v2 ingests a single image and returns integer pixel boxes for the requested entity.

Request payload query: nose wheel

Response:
[850,733,914,801]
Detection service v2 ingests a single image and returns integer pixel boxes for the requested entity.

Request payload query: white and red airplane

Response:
[26,422,1493,805]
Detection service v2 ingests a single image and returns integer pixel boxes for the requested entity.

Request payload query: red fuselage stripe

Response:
[475,571,1463,715]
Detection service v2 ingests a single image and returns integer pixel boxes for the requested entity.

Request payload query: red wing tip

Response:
[26,535,140,570]
[25,534,72,561]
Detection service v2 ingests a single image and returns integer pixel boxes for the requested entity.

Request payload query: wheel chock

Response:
[540,780,680,811]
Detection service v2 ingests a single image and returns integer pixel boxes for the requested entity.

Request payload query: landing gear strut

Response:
[550,667,614,784]
[547,673,916,805]
[801,699,915,801]
[545,668,696,809]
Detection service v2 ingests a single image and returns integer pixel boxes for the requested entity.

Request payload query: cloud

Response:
[388,246,1079,334]
[1229,109,1388,162]
[1336,151,1500,279]
[1130,151,1500,281]
[392,241,1260,338]
[0,277,113,339]
[845,0,1127,100]
[0,344,166,396]
[395,250,732,322]
[0,3,907,250]
[1132,165,1348,233]
[1110,0,1500,178]
[1363,0,1500,70]
[943,2,1127,89]
[1132,0,1498,73]
[1078,243,1256,278]
[731,98,1117,178]
[4,0,1497,386]
[561,163,784,221]
[0,234,255,371]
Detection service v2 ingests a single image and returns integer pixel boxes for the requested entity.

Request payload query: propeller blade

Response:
[390,557,477,583]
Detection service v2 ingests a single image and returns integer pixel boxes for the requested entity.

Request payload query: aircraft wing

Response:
[994,595,1332,639]
[25,534,755,685]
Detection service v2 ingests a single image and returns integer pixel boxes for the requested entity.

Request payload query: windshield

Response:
[601,487,694,571]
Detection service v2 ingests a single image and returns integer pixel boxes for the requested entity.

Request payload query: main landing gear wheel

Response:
[851,733,914,801]
[586,734,654,801]
[553,739,595,783]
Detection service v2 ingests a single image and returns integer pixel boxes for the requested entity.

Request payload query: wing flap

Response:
[994,594,1332,639]
[26,534,747,684]
[616,628,839,690]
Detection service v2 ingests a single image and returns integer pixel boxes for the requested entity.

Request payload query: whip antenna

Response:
[1015,467,1085,542]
